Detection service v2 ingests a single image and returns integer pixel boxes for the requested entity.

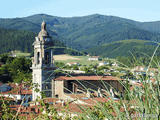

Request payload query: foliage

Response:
[0,28,36,54]
[0,97,16,120]
[0,55,32,83]
[55,62,65,68]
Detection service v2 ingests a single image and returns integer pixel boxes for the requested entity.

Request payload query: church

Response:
[31,21,55,101]
[31,22,124,101]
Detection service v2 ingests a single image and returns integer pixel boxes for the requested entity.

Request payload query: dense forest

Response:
[0,28,36,53]
[0,27,83,56]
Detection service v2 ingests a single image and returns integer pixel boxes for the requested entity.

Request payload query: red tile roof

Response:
[21,90,32,95]
[43,98,59,103]
[55,76,121,81]
[0,83,32,95]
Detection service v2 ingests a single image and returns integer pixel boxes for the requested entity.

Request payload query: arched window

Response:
[45,52,49,64]
[37,52,40,64]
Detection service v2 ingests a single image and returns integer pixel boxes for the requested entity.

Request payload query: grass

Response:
[54,54,100,65]
[10,50,30,57]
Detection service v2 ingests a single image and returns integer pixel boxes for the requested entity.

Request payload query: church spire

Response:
[38,21,49,38]
[32,22,55,101]
[41,21,46,30]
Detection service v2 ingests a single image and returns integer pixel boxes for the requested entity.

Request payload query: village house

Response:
[62,69,85,74]
[131,66,158,78]
[53,75,124,99]
[0,83,32,106]
[111,62,119,67]
[66,62,80,66]
[98,61,109,66]
[88,56,100,61]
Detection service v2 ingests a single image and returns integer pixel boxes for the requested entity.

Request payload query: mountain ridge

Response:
[1,14,160,57]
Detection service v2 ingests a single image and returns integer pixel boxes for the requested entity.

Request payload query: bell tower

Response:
[32,21,54,101]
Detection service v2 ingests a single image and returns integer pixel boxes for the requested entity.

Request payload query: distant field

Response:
[54,54,99,65]
[54,54,80,61]
[10,51,30,57]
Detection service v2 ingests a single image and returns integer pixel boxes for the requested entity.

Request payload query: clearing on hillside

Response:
[53,54,99,65]
[9,50,30,57]
[53,54,80,61]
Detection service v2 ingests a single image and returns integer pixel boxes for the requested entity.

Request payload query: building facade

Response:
[54,76,124,99]
[31,21,55,101]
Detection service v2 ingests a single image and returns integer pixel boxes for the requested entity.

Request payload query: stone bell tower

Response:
[32,21,55,101]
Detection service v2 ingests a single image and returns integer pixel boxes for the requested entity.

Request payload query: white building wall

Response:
[32,68,42,101]
[0,94,21,100]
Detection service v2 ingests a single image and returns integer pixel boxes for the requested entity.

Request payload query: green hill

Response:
[2,14,160,58]
[1,14,160,51]
[0,18,40,32]
[86,39,160,58]
[23,14,160,50]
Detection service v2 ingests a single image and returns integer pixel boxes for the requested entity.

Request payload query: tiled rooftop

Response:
[0,83,32,95]
[55,76,121,81]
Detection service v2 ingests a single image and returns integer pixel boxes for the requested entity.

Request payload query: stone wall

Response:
[55,80,64,99]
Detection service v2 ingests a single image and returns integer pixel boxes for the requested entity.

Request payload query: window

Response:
[37,52,40,64]
[31,108,35,113]
[45,52,49,64]
[55,94,58,98]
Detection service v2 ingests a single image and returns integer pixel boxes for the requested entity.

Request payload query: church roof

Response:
[55,76,122,81]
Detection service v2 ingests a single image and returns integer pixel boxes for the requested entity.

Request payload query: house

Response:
[111,62,118,67]
[131,66,158,77]
[66,62,80,66]
[98,62,109,66]
[88,56,100,61]
[0,83,32,104]
[62,69,85,74]
[132,66,146,71]
[9,51,17,57]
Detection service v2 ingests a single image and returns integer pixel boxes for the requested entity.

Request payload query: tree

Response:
[0,55,32,83]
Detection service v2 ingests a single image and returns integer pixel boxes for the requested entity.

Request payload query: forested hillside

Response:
[87,39,160,58]
[1,14,160,57]
[0,28,64,54]
[0,28,36,53]
[0,27,85,56]
[1,14,160,51]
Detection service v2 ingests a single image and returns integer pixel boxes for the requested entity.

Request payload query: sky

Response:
[1,0,160,22]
